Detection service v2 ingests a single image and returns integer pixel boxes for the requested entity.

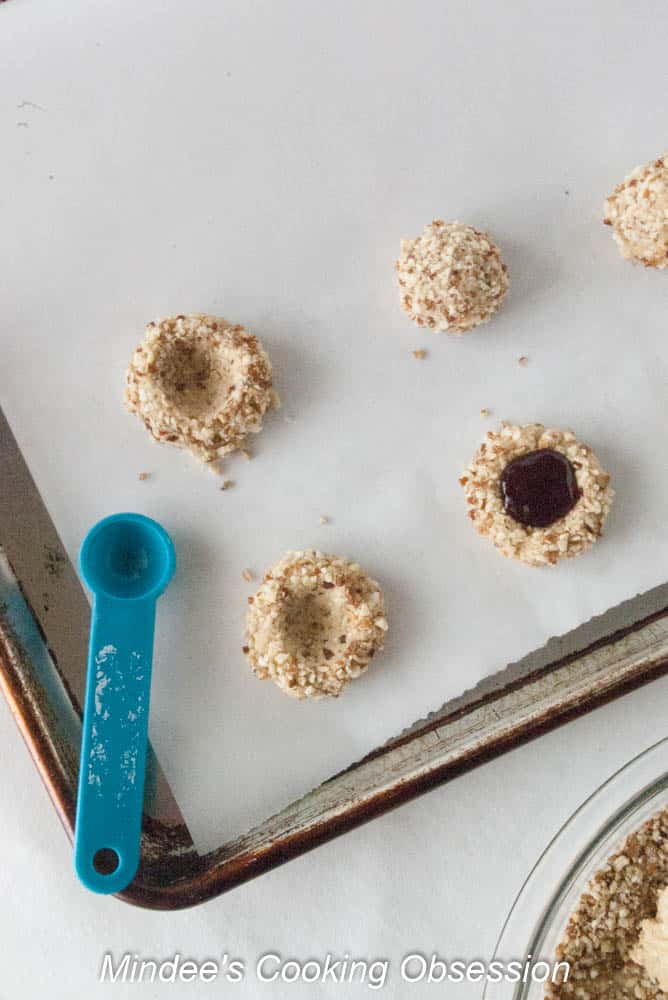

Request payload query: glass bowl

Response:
[484,738,668,1000]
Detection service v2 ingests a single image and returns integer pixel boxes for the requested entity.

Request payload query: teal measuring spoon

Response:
[75,513,175,894]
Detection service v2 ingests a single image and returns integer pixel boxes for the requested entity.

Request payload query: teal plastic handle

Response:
[75,513,175,894]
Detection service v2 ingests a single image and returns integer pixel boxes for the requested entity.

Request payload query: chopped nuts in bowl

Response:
[485,740,668,1000]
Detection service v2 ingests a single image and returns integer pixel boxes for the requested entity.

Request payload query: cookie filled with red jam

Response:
[459,423,614,566]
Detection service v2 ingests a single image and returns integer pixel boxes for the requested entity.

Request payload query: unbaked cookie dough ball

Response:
[125,314,279,467]
[396,220,509,333]
[243,551,388,700]
[604,153,668,268]
[460,423,614,567]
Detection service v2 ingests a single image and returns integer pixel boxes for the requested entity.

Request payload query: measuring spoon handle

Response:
[74,592,157,893]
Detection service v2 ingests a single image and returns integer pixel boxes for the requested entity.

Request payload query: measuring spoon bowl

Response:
[75,513,175,894]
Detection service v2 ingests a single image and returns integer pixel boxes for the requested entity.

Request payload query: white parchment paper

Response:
[1,0,666,851]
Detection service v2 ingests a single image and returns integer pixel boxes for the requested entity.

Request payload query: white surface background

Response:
[1,0,667,996]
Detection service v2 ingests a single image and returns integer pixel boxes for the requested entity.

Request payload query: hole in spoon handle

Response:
[74,593,157,894]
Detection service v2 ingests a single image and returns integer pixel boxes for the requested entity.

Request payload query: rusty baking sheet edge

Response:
[1,551,667,910]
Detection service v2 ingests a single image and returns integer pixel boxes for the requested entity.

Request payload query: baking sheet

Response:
[1,0,667,852]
